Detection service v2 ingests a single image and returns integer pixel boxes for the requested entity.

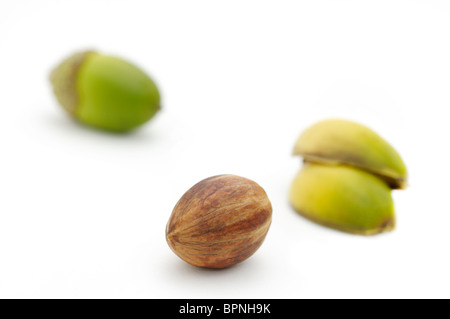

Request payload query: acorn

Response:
[166,175,272,269]
[50,51,161,132]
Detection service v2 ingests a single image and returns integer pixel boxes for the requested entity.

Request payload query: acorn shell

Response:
[290,164,395,235]
[293,119,407,189]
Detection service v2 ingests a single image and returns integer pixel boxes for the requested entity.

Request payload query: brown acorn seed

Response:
[166,175,272,269]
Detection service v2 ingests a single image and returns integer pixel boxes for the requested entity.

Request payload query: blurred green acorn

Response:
[50,51,161,132]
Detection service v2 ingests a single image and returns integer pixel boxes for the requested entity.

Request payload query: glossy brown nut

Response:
[166,175,272,269]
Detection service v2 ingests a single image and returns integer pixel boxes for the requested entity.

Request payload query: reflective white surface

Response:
[0,0,448,298]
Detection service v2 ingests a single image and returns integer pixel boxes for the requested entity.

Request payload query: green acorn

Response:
[50,51,161,132]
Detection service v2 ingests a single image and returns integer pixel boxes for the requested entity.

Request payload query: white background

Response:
[0,0,449,299]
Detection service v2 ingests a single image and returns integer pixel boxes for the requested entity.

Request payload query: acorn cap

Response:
[50,51,93,115]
